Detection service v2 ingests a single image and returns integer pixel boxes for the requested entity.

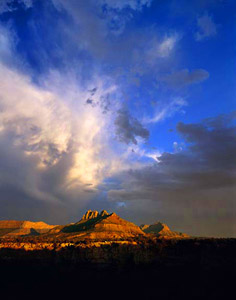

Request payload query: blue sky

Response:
[0,0,235,237]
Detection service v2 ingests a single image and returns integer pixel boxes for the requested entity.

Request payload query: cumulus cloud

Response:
[195,13,217,41]
[115,109,149,144]
[0,58,132,219]
[0,16,151,222]
[161,69,209,88]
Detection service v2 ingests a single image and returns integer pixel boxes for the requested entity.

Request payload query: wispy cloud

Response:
[0,0,32,14]
[157,34,179,57]
[146,33,179,64]
[144,97,187,124]
[99,0,153,11]
[161,69,209,88]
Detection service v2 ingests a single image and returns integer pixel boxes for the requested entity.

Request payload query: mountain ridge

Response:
[0,211,188,240]
[45,210,145,241]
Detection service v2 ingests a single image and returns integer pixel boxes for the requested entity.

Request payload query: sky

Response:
[0,0,235,237]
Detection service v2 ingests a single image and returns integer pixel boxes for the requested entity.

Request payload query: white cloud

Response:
[195,13,217,41]
[0,61,125,191]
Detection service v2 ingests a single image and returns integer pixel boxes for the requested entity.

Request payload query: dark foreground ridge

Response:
[0,210,235,300]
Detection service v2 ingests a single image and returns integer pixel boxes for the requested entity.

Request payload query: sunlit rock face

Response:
[100,210,109,217]
[0,212,188,242]
[0,220,56,237]
[53,210,146,240]
[140,222,189,239]
[81,210,109,220]
[82,210,99,220]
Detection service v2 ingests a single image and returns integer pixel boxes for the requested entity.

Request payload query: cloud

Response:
[0,24,18,65]
[51,0,152,37]
[145,97,187,124]
[0,12,152,222]
[115,109,149,144]
[195,13,217,41]
[0,58,130,208]
[157,34,179,57]
[137,112,236,190]
[146,33,179,65]
[161,69,209,88]
[99,0,152,11]
[107,112,236,237]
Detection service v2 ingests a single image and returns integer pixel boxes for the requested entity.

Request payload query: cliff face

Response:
[140,222,189,238]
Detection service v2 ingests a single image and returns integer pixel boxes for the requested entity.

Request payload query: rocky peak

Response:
[81,210,110,221]
[140,222,170,234]
[100,210,109,217]
[82,210,99,220]
[140,221,189,238]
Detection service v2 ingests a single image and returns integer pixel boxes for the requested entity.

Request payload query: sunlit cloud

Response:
[0,61,124,191]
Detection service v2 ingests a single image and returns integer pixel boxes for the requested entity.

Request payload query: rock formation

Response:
[82,210,99,220]
[48,210,146,241]
[81,210,109,220]
[140,222,189,238]
[0,212,188,241]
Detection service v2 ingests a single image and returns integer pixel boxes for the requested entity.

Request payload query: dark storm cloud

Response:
[0,129,100,224]
[161,69,209,88]
[108,112,236,237]
[115,109,149,144]
[130,111,236,190]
